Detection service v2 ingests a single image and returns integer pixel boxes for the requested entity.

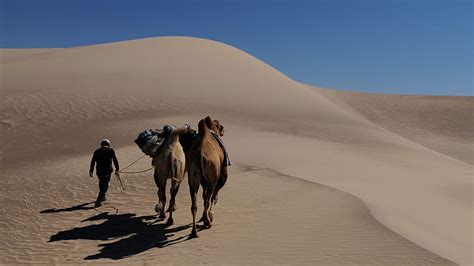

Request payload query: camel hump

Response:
[204,116,220,133]
[204,116,213,127]
[198,119,208,135]
[170,126,188,142]
[171,127,188,136]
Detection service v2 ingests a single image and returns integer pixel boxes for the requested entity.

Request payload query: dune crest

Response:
[314,86,473,165]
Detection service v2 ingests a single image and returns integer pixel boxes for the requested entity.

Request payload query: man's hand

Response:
[89,172,93,177]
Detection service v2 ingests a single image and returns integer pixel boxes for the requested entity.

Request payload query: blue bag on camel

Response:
[134,125,177,157]
[134,129,162,157]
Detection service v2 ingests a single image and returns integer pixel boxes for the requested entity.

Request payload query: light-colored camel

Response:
[152,126,188,225]
[187,116,227,238]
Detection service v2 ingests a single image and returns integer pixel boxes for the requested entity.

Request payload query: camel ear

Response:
[219,125,225,136]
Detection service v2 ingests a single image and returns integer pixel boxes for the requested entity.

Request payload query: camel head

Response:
[213,120,225,137]
[203,116,225,137]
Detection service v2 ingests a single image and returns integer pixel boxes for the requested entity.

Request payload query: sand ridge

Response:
[314,85,473,165]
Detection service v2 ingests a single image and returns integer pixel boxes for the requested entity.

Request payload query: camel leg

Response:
[208,190,214,223]
[167,182,180,212]
[154,174,167,219]
[202,183,215,228]
[212,166,228,206]
[166,181,181,226]
[198,178,208,223]
[207,167,227,223]
[189,181,199,238]
[200,178,208,202]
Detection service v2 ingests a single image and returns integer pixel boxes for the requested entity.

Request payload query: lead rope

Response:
[114,154,155,192]
[117,167,155,174]
[117,154,154,174]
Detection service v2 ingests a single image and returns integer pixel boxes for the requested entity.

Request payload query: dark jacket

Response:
[90,146,119,176]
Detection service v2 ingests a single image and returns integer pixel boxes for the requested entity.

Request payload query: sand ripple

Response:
[0,147,453,264]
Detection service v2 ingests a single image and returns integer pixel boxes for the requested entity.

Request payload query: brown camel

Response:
[152,126,188,225]
[187,116,228,238]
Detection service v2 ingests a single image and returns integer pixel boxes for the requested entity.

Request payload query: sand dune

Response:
[0,37,472,264]
[315,86,473,164]
[0,146,453,264]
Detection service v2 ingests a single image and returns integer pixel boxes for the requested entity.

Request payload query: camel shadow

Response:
[40,202,95,213]
[48,212,195,260]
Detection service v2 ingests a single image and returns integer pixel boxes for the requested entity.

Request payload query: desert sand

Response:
[0,37,472,265]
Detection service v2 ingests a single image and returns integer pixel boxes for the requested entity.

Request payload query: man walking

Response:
[89,139,120,207]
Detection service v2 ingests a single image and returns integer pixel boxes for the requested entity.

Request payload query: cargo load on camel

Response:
[135,125,198,157]
[134,125,176,157]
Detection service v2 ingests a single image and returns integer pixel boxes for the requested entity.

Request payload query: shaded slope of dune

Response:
[1,37,472,264]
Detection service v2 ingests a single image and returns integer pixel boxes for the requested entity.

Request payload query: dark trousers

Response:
[96,174,111,203]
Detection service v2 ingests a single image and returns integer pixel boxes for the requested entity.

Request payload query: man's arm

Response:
[112,150,119,173]
[89,152,96,176]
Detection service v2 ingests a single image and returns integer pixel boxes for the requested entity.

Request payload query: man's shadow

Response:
[40,202,96,213]
[48,212,195,260]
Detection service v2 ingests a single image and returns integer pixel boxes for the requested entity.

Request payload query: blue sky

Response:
[0,0,472,95]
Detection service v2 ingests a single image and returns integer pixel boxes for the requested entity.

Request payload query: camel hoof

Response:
[154,203,162,214]
[166,205,176,212]
[190,229,198,238]
[203,219,212,228]
[166,218,174,226]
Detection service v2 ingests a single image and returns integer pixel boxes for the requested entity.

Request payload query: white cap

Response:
[101,139,111,146]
